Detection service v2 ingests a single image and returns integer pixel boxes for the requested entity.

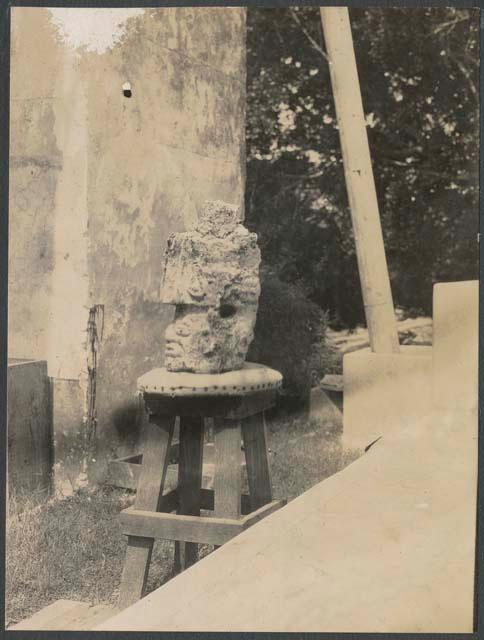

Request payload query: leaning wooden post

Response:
[320,7,399,353]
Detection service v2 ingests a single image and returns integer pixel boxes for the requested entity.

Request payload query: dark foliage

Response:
[248,270,331,404]
[246,7,479,327]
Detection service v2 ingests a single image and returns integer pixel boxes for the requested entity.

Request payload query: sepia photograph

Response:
[5,3,479,633]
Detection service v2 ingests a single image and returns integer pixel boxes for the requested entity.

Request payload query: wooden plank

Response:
[200,488,251,515]
[120,508,243,545]
[214,418,242,519]
[106,441,209,492]
[241,412,272,511]
[143,389,276,419]
[118,413,175,610]
[106,443,217,492]
[114,486,251,516]
[225,390,277,419]
[156,487,252,515]
[205,416,215,441]
[320,8,399,354]
[174,416,205,572]
[241,499,286,530]
[158,488,179,513]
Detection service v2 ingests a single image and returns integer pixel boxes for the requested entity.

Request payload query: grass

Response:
[6,409,360,627]
[268,412,358,501]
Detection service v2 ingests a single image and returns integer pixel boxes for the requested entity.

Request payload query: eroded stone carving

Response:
[161,200,261,373]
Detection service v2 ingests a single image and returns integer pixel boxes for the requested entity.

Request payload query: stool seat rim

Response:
[137,362,282,397]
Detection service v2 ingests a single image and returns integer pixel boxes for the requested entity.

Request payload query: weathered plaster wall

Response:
[9,7,246,490]
[84,8,246,464]
[9,9,62,362]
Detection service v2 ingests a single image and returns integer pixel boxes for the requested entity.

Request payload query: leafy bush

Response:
[248,270,333,405]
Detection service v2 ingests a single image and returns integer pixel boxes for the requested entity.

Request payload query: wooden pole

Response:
[320,7,399,353]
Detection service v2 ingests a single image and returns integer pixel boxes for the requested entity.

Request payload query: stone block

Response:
[432,280,478,411]
[309,386,342,424]
[342,346,432,451]
[7,359,52,497]
[97,404,476,633]
[161,201,261,373]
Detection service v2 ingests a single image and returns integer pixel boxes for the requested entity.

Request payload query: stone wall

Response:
[9,7,246,491]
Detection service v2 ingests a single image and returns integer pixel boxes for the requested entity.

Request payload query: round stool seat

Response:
[137,362,282,397]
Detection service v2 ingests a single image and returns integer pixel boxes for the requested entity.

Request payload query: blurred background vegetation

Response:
[246,7,479,402]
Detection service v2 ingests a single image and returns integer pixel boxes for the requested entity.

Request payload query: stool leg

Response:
[174,416,205,573]
[118,413,175,609]
[214,418,242,519]
[241,411,273,511]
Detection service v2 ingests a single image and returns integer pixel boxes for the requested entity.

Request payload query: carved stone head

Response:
[161,200,261,373]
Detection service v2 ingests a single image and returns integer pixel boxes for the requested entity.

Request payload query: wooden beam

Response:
[175,416,205,570]
[241,499,286,529]
[242,412,273,511]
[200,488,252,515]
[214,419,242,520]
[120,508,243,546]
[320,7,399,354]
[146,487,254,515]
[120,499,286,547]
[158,489,179,513]
[117,414,175,609]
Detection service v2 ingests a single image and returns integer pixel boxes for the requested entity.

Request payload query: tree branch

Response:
[289,9,329,62]
[432,13,468,36]
[452,55,477,97]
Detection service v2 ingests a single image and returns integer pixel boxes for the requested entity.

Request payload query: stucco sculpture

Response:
[161,200,261,373]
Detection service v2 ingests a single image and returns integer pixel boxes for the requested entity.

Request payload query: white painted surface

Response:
[47,45,89,381]
[48,9,145,54]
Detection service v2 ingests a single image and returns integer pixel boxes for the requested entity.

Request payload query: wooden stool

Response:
[118,362,285,609]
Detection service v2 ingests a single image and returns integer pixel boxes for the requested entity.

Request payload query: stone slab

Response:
[432,280,478,411]
[7,359,52,497]
[97,404,477,633]
[342,345,432,451]
[99,281,477,633]
[308,386,342,422]
[97,281,477,633]
[11,599,118,630]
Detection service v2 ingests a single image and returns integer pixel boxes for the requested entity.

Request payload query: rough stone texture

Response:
[162,201,260,373]
[9,7,246,487]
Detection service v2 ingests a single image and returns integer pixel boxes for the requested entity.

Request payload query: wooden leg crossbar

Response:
[117,364,285,609]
